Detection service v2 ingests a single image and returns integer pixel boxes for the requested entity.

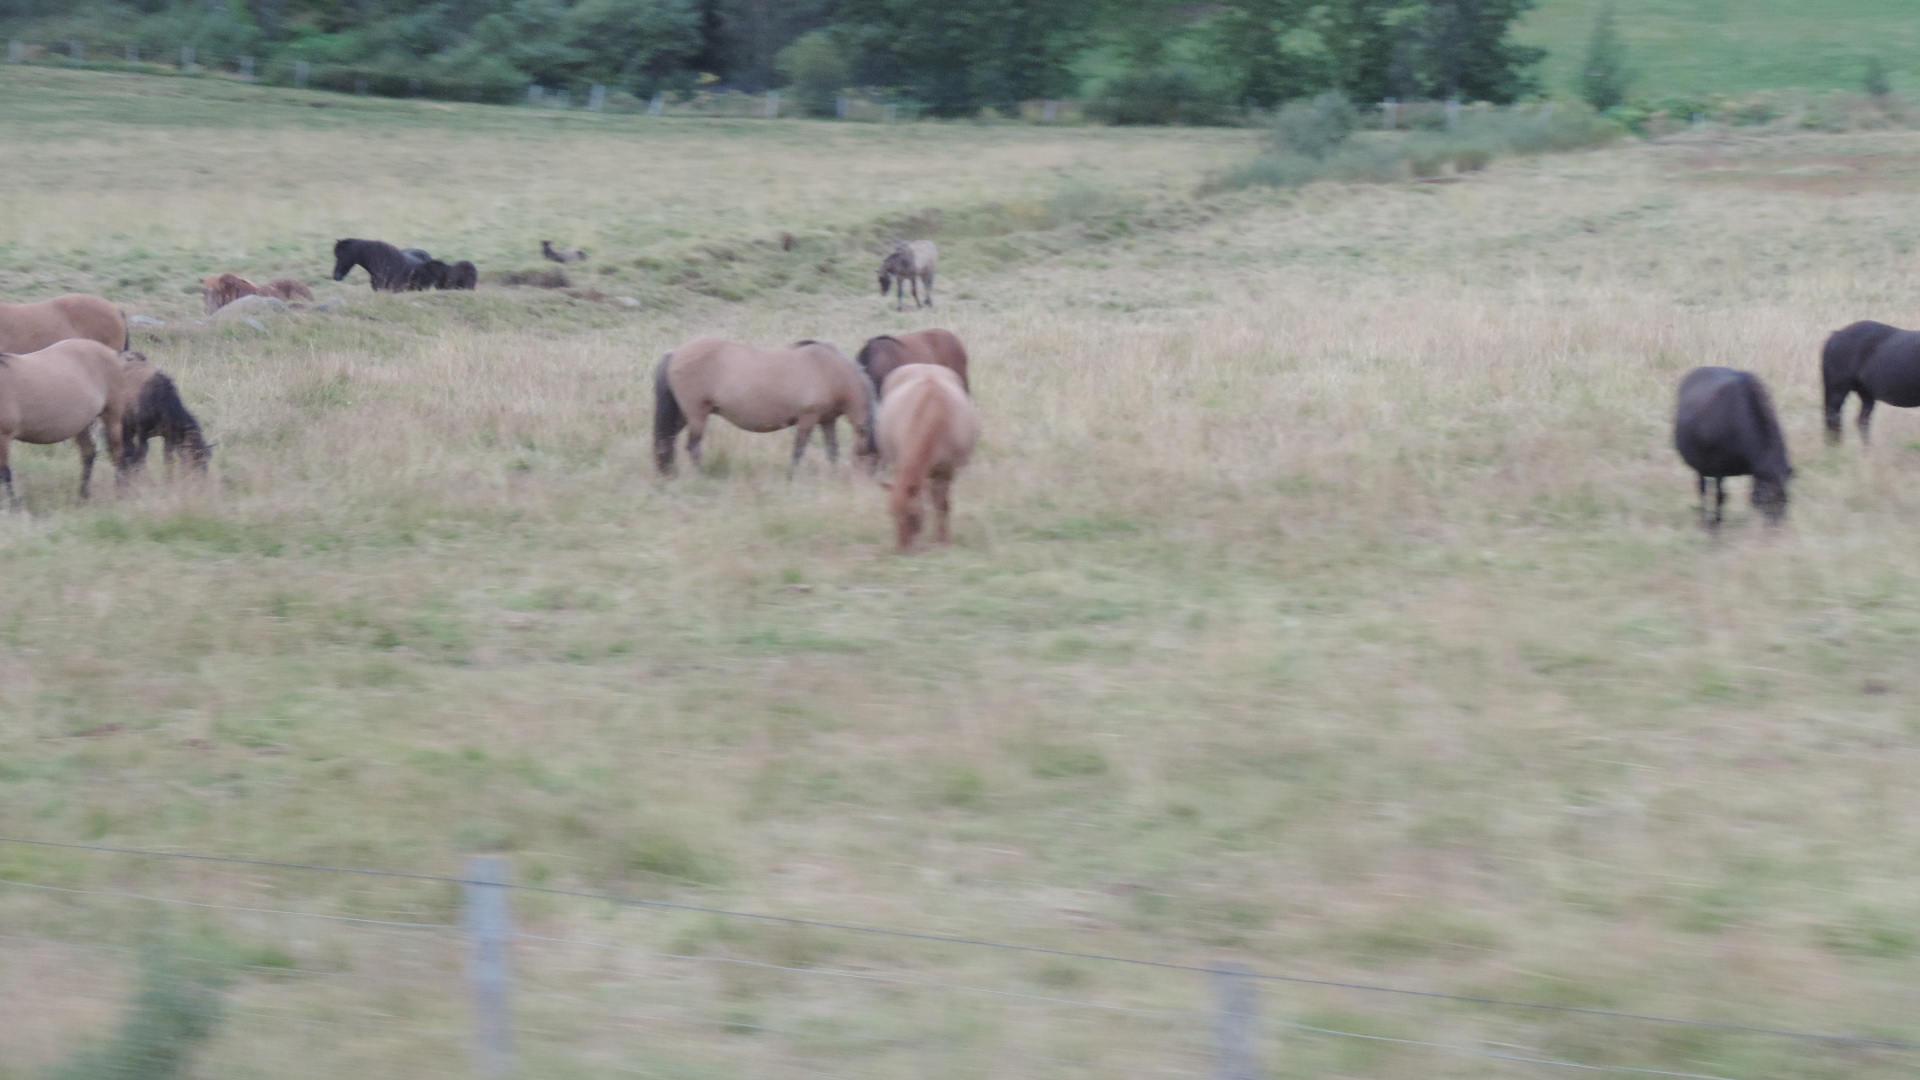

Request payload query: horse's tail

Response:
[119,308,130,350]
[652,352,685,475]
[124,370,210,471]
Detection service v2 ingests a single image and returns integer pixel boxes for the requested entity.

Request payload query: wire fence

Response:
[1,836,1916,1080]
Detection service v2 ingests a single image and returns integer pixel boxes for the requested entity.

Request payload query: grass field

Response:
[1520,0,1920,101]
[4,65,1920,1079]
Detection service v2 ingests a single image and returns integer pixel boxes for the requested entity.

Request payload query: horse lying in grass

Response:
[0,294,128,352]
[201,273,314,314]
[654,337,876,477]
[1674,366,1790,529]
[856,329,969,394]
[1822,319,1920,445]
[542,241,587,264]
[0,340,209,505]
[878,240,937,310]
[876,363,979,551]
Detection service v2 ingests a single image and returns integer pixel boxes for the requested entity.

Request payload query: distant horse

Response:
[447,261,479,290]
[1674,366,1791,528]
[542,241,587,264]
[856,329,970,394]
[878,240,937,310]
[201,273,314,313]
[0,294,128,352]
[406,259,453,291]
[1821,320,1920,445]
[333,238,422,292]
[654,337,876,477]
[0,341,207,503]
[876,364,979,550]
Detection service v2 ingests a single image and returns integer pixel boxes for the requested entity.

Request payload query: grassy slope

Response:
[1520,0,1920,99]
[4,67,1920,1078]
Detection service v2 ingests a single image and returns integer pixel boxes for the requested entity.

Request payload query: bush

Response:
[1578,4,1631,112]
[48,951,227,1080]
[1268,92,1358,158]
[775,30,850,118]
[1865,57,1892,99]
[1089,67,1233,126]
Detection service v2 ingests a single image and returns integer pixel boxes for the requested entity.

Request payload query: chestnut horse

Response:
[201,273,314,314]
[654,337,876,477]
[876,364,979,550]
[878,240,937,310]
[856,328,969,394]
[0,294,128,353]
[0,341,209,504]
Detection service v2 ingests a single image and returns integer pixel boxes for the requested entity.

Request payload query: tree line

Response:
[1,0,1550,118]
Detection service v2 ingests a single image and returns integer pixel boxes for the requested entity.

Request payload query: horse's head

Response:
[1753,469,1790,525]
[331,239,357,281]
[877,267,892,295]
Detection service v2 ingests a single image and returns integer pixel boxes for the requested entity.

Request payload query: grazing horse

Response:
[878,240,937,310]
[333,239,425,292]
[0,341,206,503]
[856,329,970,394]
[876,364,979,550]
[1674,366,1791,529]
[1821,320,1920,445]
[406,259,454,291]
[117,356,212,476]
[201,273,314,314]
[0,294,129,353]
[542,241,587,264]
[447,261,479,290]
[653,337,876,477]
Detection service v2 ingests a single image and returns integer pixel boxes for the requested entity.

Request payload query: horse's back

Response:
[1852,324,1920,407]
[669,338,853,432]
[902,328,968,389]
[905,240,937,273]
[879,364,978,468]
[0,293,126,352]
[1675,366,1780,479]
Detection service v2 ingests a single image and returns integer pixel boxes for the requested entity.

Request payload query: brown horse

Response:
[878,240,937,310]
[856,328,970,394]
[0,294,129,353]
[201,273,315,314]
[654,337,876,477]
[876,363,979,550]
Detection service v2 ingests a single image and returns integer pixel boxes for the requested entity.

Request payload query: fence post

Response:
[882,102,896,125]
[464,856,514,1078]
[527,84,543,105]
[1211,960,1261,1080]
[354,75,367,95]
[293,59,307,88]
[588,84,606,112]
[1042,99,1059,122]
[835,95,849,119]
[1382,97,1398,129]
[1445,96,1460,128]
[181,45,194,72]
[68,40,81,61]
[126,45,139,64]
[239,55,252,80]
[764,90,779,118]
[556,88,570,108]
[7,40,21,64]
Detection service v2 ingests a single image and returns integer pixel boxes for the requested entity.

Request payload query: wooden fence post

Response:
[1211,959,1262,1080]
[464,856,514,1078]
[294,59,307,88]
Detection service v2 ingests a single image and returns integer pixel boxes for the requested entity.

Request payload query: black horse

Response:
[1674,366,1792,528]
[1821,320,1920,445]
[332,238,422,292]
[406,259,453,291]
[447,260,479,290]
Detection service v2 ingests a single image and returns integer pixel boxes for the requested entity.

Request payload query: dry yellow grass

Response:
[3,67,1920,1079]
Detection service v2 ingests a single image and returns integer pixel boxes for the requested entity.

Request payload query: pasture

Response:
[3,65,1920,1078]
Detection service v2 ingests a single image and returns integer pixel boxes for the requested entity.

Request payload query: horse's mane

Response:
[854,335,900,372]
[1742,373,1788,464]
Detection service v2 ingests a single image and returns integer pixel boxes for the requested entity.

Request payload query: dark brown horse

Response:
[447,261,479,290]
[856,329,969,394]
[1822,320,1920,444]
[1675,366,1790,529]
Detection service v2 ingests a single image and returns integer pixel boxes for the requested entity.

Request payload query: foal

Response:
[877,240,938,310]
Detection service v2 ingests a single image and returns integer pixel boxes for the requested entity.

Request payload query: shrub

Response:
[1578,4,1631,112]
[1268,92,1358,158]
[775,30,850,118]
[48,951,227,1080]
[1865,57,1892,99]
[1090,67,1233,126]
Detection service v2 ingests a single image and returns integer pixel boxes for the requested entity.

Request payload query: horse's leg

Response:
[930,476,952,544]
[924,270,934,308]
[74,429,96,500]
[685,409,709,469]
[1825,383,1851,445]
[820,418,840,465]
[1857,391,1877,445]
[789,418,819,479]
[1695,474,1709,525]
[0,436,13,507]
[1713,477,1726,528]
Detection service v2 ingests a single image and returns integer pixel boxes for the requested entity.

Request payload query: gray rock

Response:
[213,294,289,321]
[615,296,642,307]
[312,297,349,313]
[127,314,165,327]
[240,317,267,331]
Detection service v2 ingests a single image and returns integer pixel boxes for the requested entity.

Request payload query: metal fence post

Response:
[464,856,514,1078]
[126,45,139,64]
[1211,960,1261,1080]
[1042,99,1059,122]
[239,55,252,80]
[835,94,849,119]
[588,84,605,112]
[527,84,543,105]
[181,45,194,71]
[354,74,368,95]
[7,40,21,64]
[68,40,81,61]
[882,102,896,125]
[764,90,778,118]
[648,92,664,115]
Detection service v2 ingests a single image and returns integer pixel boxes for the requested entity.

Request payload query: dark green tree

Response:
[833,0,1098,114]
[1864,55,1891,98]
[1415,0,1541,103]
[1577,2,1629,111]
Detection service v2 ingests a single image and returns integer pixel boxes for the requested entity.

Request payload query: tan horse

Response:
[876,364,979,550]
[878,240,937,310]
[201,273,314,314]
[0,294,129,353]
[856,328,970,394]
[0,341,209,505]
[654,337,877,477]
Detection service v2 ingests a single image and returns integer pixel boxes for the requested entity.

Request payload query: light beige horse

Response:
[654,337,877,476]
[876,363,979,550]
[0,339,132,503]
[0,294,129,353]
[878,240,938,310]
